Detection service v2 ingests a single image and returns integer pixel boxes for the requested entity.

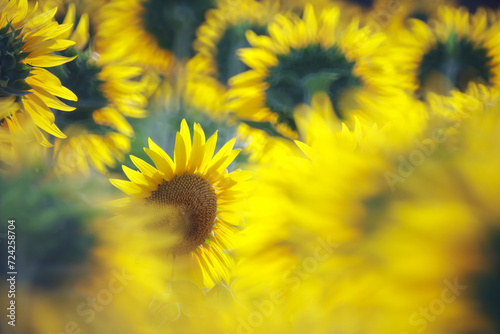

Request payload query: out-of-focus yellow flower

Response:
[0,113,47,173]
[232,91,500,334]
[50,5,150,176]
[96,0,216,74]
[110,120,251,288]
[0,0,77,146]
[185,0,280,116]
[426,82,500,125]
[391,6,500,99]
[225,4,402,140]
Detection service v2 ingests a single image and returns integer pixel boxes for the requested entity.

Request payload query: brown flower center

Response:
[146,174,218,254]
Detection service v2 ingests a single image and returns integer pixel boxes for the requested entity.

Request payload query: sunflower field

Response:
[1,0,500,333]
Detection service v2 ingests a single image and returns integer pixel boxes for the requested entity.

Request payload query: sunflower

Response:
[232,92,499,334]
[49,5,150,176]
[97,202,249,333]
[0,113,47,172]
[391,6,500,101]
[225,4,397,140]
[109,120,250,288]
[0,0,77,146]
[96,0,216,73]
[0,148,178,333]
[291,0,448,29]
[185,0,279,116]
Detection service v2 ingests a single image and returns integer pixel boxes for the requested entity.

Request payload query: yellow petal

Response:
[110,179,147,197]
[180,119,192,161]
[71,13,89,50]
[144,147,174,180]
[294,140,314,160]
[207,149,241,177]
[28,68,78,101]
[174,131,187,175]
[188,122,205,173]
[207,137,236,171]
[130,155,162,184]
[31,85,75,111]
[199,131,218,173]
[148,137,175,170]
[23,98,66,138]
[26,54,76,67]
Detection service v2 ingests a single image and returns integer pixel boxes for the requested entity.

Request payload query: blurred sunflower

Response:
[225,4,394,140]
[185,0,279,116]
[96,0,216,73]
[29,0,99,22]
[233,93,499,334]
[392,6,500,100]
[0,113,47,172]
[50,5,149,175]
[0,149,177,333]
[422,82,500,131]
[291,0,448,28]
[0,0,77,146]
[110,120,250,288]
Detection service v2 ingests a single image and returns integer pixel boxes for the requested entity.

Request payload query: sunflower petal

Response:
[174,131,187,175]
[144,147,174,180]
[199,131,218,172]
[110,179,146,196]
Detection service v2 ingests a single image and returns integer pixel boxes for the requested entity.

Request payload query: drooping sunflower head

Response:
[110,120,250,288]
[50,6,150,176]
[0,0,77,145]
[193,0,277,85]
[185,0,278,115]
[394,7,500,100]
[225,4,391,139]
[97,0,215,72]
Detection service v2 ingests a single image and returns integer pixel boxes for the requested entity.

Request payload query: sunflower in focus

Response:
[110,120,250,288]
[392,7,500,102]
[49,5,149,175]
[96,0,216,73]
[185,0,279,116]
[225,4,396,141]
[0,0,77,146]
